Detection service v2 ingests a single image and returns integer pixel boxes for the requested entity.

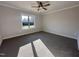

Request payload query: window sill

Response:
[22,26,29,30]
[22,26,35,30]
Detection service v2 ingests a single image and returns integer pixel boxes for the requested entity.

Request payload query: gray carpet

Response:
[0,31,79,57]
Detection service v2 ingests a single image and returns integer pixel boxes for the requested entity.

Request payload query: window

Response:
[21,15,35,29]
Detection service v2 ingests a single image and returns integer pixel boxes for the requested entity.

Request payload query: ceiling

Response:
[0,1,79,14]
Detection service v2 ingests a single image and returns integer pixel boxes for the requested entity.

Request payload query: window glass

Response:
[21,15,35,29]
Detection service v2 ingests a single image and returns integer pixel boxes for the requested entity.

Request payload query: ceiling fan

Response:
[32,1,50,11]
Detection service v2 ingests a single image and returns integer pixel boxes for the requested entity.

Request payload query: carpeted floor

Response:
[0,31,79,57]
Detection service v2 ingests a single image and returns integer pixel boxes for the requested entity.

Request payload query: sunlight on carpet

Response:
[33,39,54,57]
[18,39,54,57]
[18,43,33,57]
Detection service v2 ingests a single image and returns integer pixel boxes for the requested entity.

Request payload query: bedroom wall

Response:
[0,11,2,46]
[0,26,2,46]
[0,6,42,42]
[43,6,79,39]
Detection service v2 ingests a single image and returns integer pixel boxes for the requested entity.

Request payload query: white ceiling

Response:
[0,1,79,14]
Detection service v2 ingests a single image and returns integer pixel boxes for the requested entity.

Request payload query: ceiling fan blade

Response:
[43,7,47,10]
[44,4,50,7]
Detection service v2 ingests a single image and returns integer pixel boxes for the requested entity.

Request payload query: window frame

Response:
[21,15,35,30]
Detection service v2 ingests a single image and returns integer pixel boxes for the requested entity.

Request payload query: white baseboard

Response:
[43,30,76,40]
[2,30,41,40]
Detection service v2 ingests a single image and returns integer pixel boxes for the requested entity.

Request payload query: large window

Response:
[21,15,35,29]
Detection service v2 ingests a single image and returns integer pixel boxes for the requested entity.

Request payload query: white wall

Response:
[43,6,79,39]
[0,6,42,40]
[0,36,2,46]
[0,10,2,46]
[0,29,2,46]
